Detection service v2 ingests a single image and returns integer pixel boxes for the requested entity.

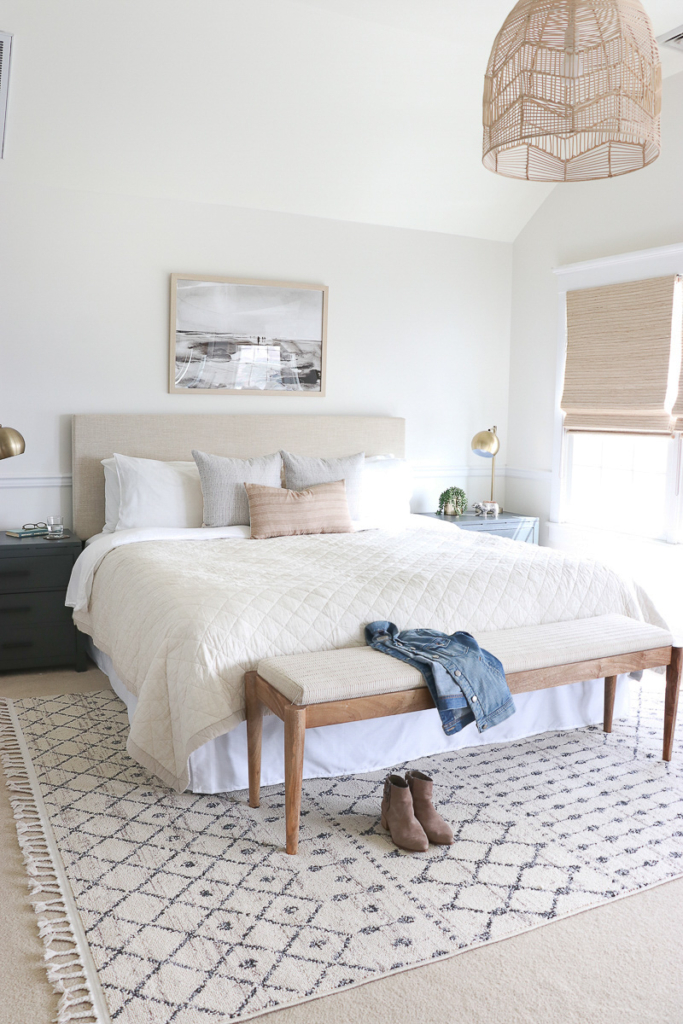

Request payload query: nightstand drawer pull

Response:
[1,640,33,649]
[0,606,31,614]
[0,569,31,579]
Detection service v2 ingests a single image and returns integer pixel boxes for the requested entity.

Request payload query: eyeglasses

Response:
[22,522,47,530]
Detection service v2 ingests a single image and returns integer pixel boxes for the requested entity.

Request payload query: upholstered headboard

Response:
[72,414,405,539]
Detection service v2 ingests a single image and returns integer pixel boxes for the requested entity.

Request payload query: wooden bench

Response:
[245,614,681,854]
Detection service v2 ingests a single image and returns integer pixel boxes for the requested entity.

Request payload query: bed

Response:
[67,414,665,794]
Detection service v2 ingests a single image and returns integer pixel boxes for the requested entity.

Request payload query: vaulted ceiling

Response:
[2,0,682,242]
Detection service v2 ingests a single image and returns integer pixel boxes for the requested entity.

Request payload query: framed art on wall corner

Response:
[169,274,328,396]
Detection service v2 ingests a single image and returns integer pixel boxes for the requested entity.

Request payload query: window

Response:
[562,432,681,541]
[558,273,683,543]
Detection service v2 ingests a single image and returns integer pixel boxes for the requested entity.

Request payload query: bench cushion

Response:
[481,615,672,676]
[256,614,673,706]
[258,646,424,706]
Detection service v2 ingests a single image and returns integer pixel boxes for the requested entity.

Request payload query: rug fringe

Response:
[0,701,107,1024]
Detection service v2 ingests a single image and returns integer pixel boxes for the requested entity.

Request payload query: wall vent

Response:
[658,24,683,53]
[0,31,12,158]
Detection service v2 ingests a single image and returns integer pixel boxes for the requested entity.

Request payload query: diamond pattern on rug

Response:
[10,674,683,1023]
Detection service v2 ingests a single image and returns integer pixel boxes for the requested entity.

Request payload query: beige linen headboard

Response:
[72,414,405,539]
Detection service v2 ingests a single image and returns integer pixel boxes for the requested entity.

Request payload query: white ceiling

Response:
[298,0,683,54]
[1,0,681,243]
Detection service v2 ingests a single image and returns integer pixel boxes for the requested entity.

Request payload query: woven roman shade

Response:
[672,281,683,432]
[562,275,683,434]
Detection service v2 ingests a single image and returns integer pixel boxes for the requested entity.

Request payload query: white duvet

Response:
[68,515,664,791]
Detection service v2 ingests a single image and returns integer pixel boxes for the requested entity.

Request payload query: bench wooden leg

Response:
[245,672,263,808]
[603,675,617,733]
[284,705,307,855]
[664,648,682,762]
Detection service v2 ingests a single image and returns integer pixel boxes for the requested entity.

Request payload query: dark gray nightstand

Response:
[419,510,539,545]
[0,534,86,673]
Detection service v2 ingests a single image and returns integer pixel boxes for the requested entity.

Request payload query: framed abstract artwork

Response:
[169,274,328,395]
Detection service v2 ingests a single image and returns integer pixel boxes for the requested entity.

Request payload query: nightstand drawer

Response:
[0,555,74,594]
[0,624,76,671]
[418,512,539,544]
[0,592,73,635]
[479,524,537,543]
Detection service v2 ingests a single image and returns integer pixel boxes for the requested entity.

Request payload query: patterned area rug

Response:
[2,677,683,1024]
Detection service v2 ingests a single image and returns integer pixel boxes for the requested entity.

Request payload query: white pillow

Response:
[113,453,204,530]
[101,458,121,533]
[359,457,413,525]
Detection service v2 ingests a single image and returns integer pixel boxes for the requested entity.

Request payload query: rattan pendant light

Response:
[482,0,662,181]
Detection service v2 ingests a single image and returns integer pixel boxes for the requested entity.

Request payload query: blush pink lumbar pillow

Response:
[245,480,353,540]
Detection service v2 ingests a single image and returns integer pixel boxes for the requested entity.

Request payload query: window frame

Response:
[559,429,682,543]
[550,244,683,546]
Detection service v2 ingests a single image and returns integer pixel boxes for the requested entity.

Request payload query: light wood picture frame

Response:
[169,274,328,396]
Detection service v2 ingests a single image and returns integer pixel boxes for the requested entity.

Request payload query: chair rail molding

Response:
[504,467,552,481]
[411,465,551,481]
[412,464,492,480]
[0,475,72,489]
[0,468,550,489]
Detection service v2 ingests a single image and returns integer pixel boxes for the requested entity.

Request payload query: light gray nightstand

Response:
[419,511,539,545]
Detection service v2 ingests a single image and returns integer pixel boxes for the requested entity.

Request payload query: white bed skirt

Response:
[89,641,631,795]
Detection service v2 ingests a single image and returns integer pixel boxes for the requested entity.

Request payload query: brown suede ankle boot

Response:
[380,774,429,852]
[405,770,453,845]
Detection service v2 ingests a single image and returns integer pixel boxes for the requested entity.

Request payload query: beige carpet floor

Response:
[1,666,682,1024]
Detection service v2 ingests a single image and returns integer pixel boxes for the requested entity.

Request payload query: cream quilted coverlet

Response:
[72,519,663,790]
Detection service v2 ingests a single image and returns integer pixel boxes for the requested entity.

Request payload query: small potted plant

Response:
[436,486,467,517]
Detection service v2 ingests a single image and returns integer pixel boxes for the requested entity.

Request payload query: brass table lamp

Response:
[471,425,500,503]
[0,424,25,460]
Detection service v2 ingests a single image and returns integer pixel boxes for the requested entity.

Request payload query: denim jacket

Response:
[365,621,515,737]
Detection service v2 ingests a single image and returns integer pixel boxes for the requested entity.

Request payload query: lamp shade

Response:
[0,425,25,460]
[482,0,662,181]
[471,427,500,458]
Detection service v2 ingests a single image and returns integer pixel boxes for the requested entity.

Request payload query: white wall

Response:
[506,71,683,539]
[0,180,513,529]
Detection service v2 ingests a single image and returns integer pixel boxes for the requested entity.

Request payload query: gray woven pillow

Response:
[281,450,364,519]
[192,450,282,527]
